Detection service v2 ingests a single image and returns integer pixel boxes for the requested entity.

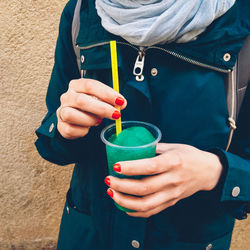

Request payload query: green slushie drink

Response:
[101,121,162,212]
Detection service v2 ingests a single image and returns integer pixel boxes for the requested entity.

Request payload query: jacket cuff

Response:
[36,112,58,138]
[209,148,250,220]
[219,150,250,202]
[35,112,92,165]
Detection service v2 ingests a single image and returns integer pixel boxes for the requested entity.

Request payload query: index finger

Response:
[113,152,180,176]
[69,78,127,109]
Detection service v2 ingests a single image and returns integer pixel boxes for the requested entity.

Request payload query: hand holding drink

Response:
[104,143,223,218]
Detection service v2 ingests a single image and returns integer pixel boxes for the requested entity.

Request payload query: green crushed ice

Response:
[109,126,155,146]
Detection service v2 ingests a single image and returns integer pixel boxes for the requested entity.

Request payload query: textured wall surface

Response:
[0,1,249,249]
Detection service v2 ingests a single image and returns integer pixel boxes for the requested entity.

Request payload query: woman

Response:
[35,0,250,249]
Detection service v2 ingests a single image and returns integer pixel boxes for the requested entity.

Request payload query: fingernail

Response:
[112,110,121,120]
[113,163,121,172]
[96,117,103,125]
[104,177,110,186]
[107,189,113,198]
[115,97,125,106]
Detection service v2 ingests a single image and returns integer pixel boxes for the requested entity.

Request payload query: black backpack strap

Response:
[236,35,250,215]
[225,35,250,151]
[236,35,250,117]
[72,0,83,76]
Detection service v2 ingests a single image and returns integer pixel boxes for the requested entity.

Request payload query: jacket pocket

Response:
[175,231,233,250]
[57,194,102,250]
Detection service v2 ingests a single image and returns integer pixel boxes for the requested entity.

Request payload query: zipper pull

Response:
[133,47,145,82]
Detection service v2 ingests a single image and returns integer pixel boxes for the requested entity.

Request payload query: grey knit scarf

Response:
[95,0,236,46]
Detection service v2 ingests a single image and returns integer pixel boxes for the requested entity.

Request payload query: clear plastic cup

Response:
[101,121,162,212]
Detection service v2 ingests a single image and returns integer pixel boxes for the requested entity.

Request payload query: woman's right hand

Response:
[56,78,127,139]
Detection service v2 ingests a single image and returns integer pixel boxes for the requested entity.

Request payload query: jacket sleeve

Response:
[35,0,94,165]
[210,80,250,220]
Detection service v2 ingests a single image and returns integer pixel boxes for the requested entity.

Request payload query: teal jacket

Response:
[35,0,250,249]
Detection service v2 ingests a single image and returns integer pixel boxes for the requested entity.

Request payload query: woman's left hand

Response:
[105,143,223,218]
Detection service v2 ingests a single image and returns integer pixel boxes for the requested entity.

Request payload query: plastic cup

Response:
[101,121,162,212]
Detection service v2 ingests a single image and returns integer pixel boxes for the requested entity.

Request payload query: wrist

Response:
[202,151,223,191]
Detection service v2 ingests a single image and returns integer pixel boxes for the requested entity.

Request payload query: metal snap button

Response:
[206,243,213,250]
[151,68,158,76]
[81,55,85,63]
[232,186,240,197]
[49,123,54,133]
[66,206,70,214]
[131,240,140,248]
[223,53,231,62]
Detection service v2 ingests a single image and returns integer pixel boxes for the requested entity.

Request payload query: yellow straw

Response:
[110,40,122,136]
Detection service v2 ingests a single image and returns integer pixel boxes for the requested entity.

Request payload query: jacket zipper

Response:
[133,47,146,81]
[146,46,231,73]
[76,41,231,74]
[76,41,139,52]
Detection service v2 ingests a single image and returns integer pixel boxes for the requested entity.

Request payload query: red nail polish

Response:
[107,189,113,198]
[97,117,103,125]
[112,110,121,120]
[115,97,125,106]
[104,177,110,186]
[113,164,121,172]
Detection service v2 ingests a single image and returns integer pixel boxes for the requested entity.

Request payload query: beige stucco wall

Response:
[0,1,249,249]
